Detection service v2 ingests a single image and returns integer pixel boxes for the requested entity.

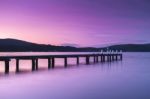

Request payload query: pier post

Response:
[35,59,38,70]
[96,56,98,63]
[94,56,96,63]
[109,55,111,62]
[64,57,68,68]
[16,59,19,73]
[110,55,112,62]
[106,55,108,62]
[5,59,10,74]
[99,55,102,62]
[86,56,90,65]
[115,55,117,61]
[103,55,105,62]
[112,55,115,61]
[48,58,52,69]
[101,55,103,62]
[32,59,36,71]
[76,57,79,65]
[109,55,111,61]
[52,57,55,68]
[117,55,119,60]
[120,54,123,60]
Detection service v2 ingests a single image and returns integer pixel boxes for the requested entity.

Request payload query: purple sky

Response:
[0,0,150,47]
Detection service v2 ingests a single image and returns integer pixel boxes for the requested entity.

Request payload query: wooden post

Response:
[77,57,79,65]
[32,59,36,71]
[93,55,96,63]
[106,55,108,62]
[52,57,55,68]
[100,55,103,62]
[86,56,90,65]
[48,58,51,69]
[5,59,10,74]
[101,55,103,62]
[108,55,110,62]
[112,55,115,61]
[99,56,101,62]
[64,57,67,68]
[110,55,112,62]
[110,54,112,62]
[116,55,118,60]
[120,54,123,60]
[103,55,105,62]
[115,55,117,61]
[16,59,19,73]
[35,59,38,70]
[96,56,98,63]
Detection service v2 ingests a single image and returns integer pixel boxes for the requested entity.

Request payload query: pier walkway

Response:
[0,53,123,74]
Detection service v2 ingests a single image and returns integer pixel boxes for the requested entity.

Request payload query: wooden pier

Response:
[0,53,123,74]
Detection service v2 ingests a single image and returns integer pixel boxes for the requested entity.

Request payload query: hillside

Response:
[108,44,150,52]
[0,38,150,52]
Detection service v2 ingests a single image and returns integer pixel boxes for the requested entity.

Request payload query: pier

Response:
[0,53,123,74]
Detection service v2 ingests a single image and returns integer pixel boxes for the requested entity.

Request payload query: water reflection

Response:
[0,53,150,99]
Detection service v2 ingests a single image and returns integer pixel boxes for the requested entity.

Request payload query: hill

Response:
[108,44,150,52]
[0,38,150,52]
[0,38,78,52]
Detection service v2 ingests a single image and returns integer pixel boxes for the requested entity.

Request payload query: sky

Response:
[0,0,150,47]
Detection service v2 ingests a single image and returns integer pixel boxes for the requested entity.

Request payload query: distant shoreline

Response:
[0,38,150,52]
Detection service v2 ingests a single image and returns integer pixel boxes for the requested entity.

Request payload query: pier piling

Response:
[32,59,36,71]
[52,57,55,68]
[16,59,19,73]
[64,57,68,68]
[48,58,51,69]
[5,59,10,74]
[35,59,38,70]
[76,57,79,65]
[86,56,90,65]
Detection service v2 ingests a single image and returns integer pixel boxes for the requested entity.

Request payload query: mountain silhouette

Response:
[0,38,150,52]
[0,38,77,52]
[107,44,150,52]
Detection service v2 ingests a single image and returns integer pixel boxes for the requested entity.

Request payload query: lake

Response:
[0,52,150,99]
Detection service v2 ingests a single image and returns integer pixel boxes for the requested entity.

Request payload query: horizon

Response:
[0,0,150,47]
[1,38,150,48]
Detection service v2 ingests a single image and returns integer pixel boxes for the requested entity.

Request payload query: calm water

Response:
[0,52,150,99]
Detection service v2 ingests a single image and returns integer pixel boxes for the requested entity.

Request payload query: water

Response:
[0,52,150,99]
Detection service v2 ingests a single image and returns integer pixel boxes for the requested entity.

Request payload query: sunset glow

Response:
[0,0,150,47]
